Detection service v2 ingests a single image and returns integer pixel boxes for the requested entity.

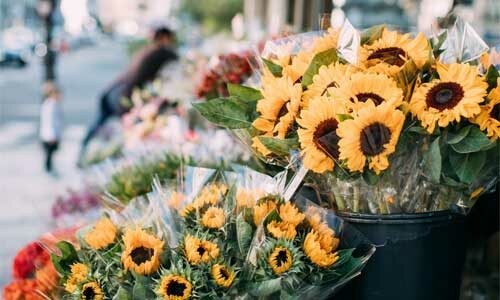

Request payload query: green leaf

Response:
[450,126,493,153]
[132,275,155,300]
[395,60,418,101]
[262,58,283,77]
[113,286,132,300]
[407,126,428,135]
[449,150,486,184]
[193,96,256,129]
[431,31,447,58]
[247,278,282,296]
[360,24,386,45]
[50,241,78,275]
[485,65,499,91]
[227,84,263,101]
[424,137,442,183]
[302,48,339,87]
[258,136,299,156]
[446,125,472,144]
[362,169,380,185]
[337,114,353,122]
[236,214,253,256]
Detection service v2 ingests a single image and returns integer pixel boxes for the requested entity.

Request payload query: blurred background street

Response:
[0,41,126,287]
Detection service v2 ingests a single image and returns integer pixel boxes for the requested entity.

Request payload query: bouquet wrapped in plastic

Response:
[194,18,499,214]
[46,167,372,299]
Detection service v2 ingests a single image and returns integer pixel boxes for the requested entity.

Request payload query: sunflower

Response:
[311,27,340,54]
[278,202,305,226]
[360,29,430,76]
[297,96,346,173]
[268,246,294,275]
[84,217,117,250]
[302,63,356,107]
[121,227,164,275]
[251,135,273,156]
[180,203,196,218]
[211,264,236,288]
[192,184,228,208]
[184,235,219,266]
[202,207,225,229]
[480,48,500,70]
[305,209,340,253]
[285,51,314,83]
[471,79,500,140]
[236,188,266,209]
[157,274,192,300]
[303,230,340,268]
[283,28,340,83]
[409,63,488,133]
[65,263,89,293]
[331,72,403,112]
[267,220,297,240]
[253,75,302,139]
[81,282,103,300]
[168,191,185,209]
[253,200,277,226]
[337,101,405,174]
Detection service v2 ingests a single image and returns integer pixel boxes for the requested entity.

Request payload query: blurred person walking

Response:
[40,82,63,174]
[78,27,178,164]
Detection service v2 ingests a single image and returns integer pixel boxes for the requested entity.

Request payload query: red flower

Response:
[3,279,44,300]
[12,242,49,280]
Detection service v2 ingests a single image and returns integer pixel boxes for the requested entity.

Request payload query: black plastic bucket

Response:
[334,211,466,300]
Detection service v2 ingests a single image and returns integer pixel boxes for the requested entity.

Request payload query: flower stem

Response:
[353,185,360,213]
[332,182,345,211]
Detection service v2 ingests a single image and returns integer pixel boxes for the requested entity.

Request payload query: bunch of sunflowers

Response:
[195,20,499,214]
[49,168,372,299]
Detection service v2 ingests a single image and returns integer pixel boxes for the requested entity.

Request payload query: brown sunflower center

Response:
[490,103,500,121]
[130,246,154,265]
[367,47,407,67]
[197,245,206,256]
[354,93,385,105]
[82,287,96,300]
[425,82,464,111]
[219,267,230,280]
[321,81,337,96]
[276,249,290,266]
[360,122,391,156]
[313,119,340,159]
[167,280,187,297]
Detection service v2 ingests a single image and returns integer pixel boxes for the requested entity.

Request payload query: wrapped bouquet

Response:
[194,19,499,214]
[46,167,373,299]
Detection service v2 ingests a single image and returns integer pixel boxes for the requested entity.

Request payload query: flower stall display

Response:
[193,18,499,300]
[195,51,254,100]
[51,187,102,228]
[46,167,373,299]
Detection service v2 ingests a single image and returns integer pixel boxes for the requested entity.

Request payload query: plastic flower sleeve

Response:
[241,190,374,299]
[439,17,489,64]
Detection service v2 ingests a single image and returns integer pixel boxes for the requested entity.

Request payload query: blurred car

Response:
[0,49,27,68]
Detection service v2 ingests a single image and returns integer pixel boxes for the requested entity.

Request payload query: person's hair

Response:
[153,27,174,41]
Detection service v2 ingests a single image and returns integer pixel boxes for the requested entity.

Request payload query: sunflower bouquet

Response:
[194,19,499,215]
[48,163,372,299]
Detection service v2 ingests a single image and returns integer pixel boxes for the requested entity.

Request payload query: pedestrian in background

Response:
[78,26,178,165]
[40,82,63,174]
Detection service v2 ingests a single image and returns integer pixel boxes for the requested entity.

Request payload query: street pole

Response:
[38,0,57,82]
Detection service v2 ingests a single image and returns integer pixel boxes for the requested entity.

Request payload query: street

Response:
[0,40,127,288]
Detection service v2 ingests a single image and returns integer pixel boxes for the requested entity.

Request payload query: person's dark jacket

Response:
[118,45,178,97]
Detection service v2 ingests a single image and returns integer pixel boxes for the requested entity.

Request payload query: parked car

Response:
[0,50,28,68]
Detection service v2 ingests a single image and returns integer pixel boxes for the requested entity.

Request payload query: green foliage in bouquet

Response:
[105,154,184,204]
